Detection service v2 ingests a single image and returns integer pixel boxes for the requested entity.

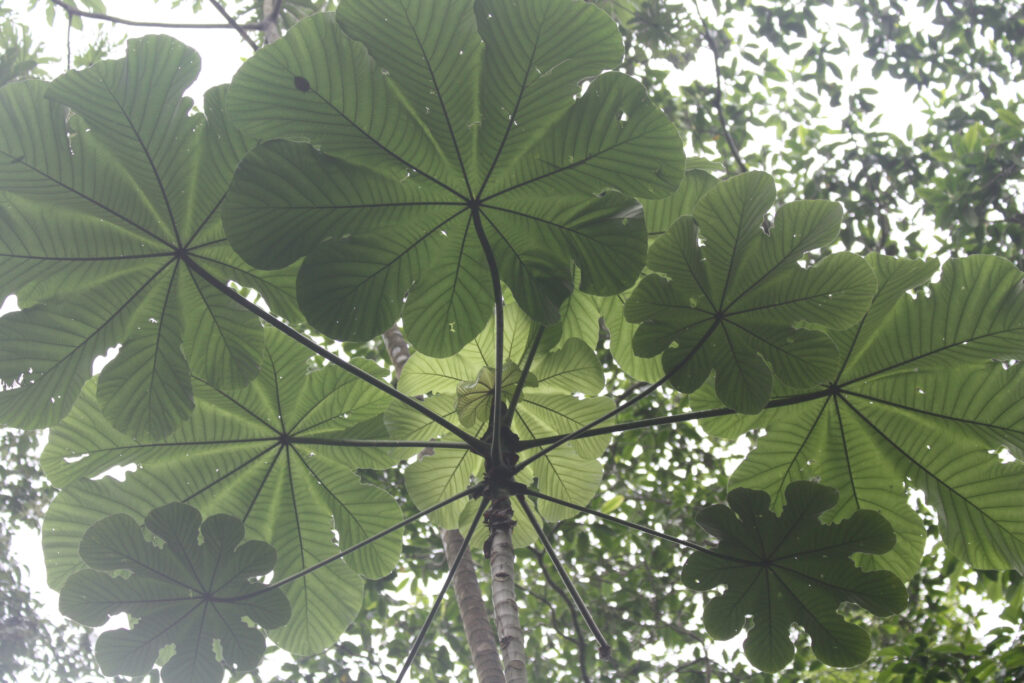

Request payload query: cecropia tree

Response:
[0,0,1022,681]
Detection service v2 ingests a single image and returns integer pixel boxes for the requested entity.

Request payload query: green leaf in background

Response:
[223,0,685,357]
[59,503,289,683]
[681,481,907,672]
[624,171,876,412]
[43,329,402,655]
[709,254,1024,579]
[0,36,297,437]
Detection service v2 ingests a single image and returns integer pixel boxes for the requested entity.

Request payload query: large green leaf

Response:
[0,36,296,437]
[680,482,906,672]
[223,0,685,357]
[712,254,1024,577]
[42,329,403,655]
[60,503,289,683]
[624,172,877,413]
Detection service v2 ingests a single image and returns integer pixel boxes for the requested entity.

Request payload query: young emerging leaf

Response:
[223,0,685,357]
[59,503,289,683]
[681,481,907,672]
[390,302,611,530]
[624,172,876,413]
[455,362,537,427]
[43,329,402,656]
[0,37,295,437]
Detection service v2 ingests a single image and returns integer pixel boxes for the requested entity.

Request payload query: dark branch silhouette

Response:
[205,0,260,50]
[51,0,264,34]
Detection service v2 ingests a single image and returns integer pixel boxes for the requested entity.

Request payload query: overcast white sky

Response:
[28,0,254,94]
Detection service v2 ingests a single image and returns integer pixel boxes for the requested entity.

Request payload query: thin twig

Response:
[50,0,264,31]
[697,16,748,173]
[205,0,260,51]
[65,9,71,71]
[397,497,488,683]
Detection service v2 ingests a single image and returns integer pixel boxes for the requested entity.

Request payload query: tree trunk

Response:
[443,529,507,683]
[487,498,528,682]
[382,326,506,683]
[261,0,282,43]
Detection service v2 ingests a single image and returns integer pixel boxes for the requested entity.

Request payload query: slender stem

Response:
[397,497,488,683]
[50,0,264,30]
[515,494,610,658]
[515,388,831,448]
[471,208,505,463]
[515,321,721,473]
[505,325,544,426]
[523,489,718,556]
[64,8,70,70]
[206,0,260,50]
[185,256,487,452]
[290,437,473,450]
[233,484,483,600]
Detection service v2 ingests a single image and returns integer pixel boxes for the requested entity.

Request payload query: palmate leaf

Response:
[42,329,403,655]
[60,503,289,683]
[624,172,876,413]
[0,36,297,438]
[681,482,906,673]
[223,0,685,357]
[709,254,1024,578]
[591,167,722,383]
[391,301,611,529]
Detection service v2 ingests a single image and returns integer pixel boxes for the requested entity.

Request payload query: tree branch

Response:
[697,17,749,173]
[50,0,264,31]
[260,0,282,44]
[205,0,260,51]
